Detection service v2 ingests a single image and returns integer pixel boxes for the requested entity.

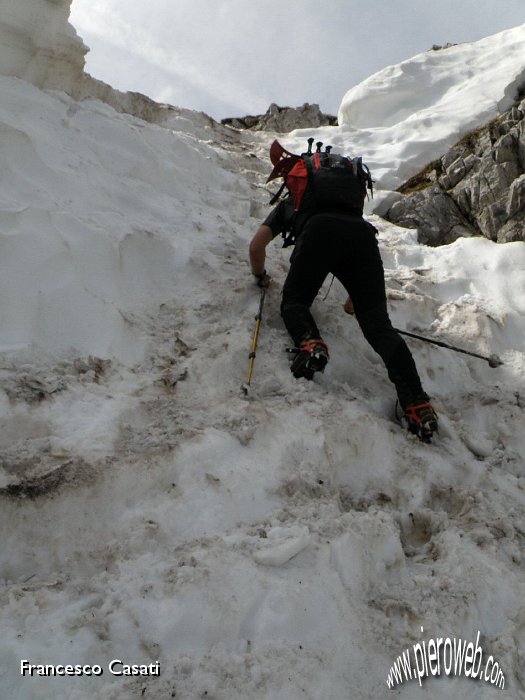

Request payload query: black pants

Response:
[280,213,425,407]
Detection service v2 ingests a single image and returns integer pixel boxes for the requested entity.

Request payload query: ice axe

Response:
[394,328,503,368]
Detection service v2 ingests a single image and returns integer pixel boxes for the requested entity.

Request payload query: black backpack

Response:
[267,138,373,246]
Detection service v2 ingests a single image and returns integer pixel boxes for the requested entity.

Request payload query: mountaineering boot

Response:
[403,397,438,442]
[289,339,329,380]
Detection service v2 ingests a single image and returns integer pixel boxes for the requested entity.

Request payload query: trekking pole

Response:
[241,287,267,395]
[394,327,503,368]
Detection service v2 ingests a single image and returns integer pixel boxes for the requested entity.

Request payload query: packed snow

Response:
[0,0,87,95]
[0,16,524,700]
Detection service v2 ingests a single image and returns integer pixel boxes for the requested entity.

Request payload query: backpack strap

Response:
[269,180,287,205]
[352,157,374,198]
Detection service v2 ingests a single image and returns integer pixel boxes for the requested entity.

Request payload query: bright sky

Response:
[70,0,525,120]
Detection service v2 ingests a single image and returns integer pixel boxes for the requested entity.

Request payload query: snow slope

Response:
[1,24,525,700]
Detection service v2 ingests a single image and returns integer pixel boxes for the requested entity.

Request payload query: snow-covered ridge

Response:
[0,0,218,131]
[338,26,525,131]
[285,23,525,201]
[0,0,87,95]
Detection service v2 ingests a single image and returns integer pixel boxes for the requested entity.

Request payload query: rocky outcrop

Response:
[430,43,457,51]
[75,82,221,135]
[386,94,525,245]
[222,102,337,133]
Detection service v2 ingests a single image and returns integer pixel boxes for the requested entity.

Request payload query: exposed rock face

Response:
[386,94,525,245]
[430,43,457,51]
[222,102,337,132]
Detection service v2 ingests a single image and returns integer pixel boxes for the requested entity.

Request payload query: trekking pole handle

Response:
[255,286,266,320]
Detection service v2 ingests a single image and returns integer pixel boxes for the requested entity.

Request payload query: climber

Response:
[248,139,438,441]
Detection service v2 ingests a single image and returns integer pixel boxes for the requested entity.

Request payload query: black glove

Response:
[254,270,271,288]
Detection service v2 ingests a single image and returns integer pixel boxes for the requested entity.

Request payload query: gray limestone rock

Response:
[386,94,525,245]
[387,186,474,246]
[221,102,337,133]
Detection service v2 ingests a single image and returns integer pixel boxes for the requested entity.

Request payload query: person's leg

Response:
[356,304,425,407]
[280,218,332,378]
[331,218,426,407]
[280,221,330,347]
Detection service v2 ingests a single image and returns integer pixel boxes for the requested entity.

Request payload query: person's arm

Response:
[249,224,273,278]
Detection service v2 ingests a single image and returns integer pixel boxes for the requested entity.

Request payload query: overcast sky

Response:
[70,1,525,120]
